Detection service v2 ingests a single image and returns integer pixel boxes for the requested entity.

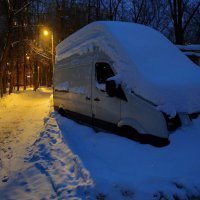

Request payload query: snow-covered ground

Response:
[0,88,200,200]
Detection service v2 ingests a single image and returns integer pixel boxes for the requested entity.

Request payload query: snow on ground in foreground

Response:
[0,89,200,200]
[57,114,200,200]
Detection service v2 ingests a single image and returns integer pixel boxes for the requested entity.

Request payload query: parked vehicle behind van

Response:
[54,21,200,146]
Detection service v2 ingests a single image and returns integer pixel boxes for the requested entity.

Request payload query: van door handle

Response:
[85,96,91,100]
[94,97,100,101]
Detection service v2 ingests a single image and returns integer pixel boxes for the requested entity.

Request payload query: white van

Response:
[54,21,200,145]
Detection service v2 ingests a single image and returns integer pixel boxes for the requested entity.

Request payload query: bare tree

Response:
[100,0,123,20]
[168,0,200,44]
[0,0,13,97]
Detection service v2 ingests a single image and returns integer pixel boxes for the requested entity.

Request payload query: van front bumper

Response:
[164,112,200,132]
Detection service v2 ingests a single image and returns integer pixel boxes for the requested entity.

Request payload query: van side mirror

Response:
[106,80,117,97]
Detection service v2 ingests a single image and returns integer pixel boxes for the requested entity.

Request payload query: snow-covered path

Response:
[0,88,51,184]
[0,88,93,200]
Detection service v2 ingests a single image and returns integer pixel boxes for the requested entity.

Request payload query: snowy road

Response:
[0,88,55,198]
[0,88,51,184]
[0,88,93,199]
[0,88,200,200]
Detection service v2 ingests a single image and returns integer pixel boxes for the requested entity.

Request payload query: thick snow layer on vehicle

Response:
[55,82,86,95]
[55,81,69,91]
[177,44,200,51]
[184,52,200,57]
[56,21,200,116]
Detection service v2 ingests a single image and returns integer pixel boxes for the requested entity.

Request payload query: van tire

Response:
[119,126,141,142]
[119,126,170,147]
[140,135,170,147]
[54,106,58,111]
[58,108,65,116]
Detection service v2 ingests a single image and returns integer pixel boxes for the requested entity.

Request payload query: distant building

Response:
[177,44,200,66]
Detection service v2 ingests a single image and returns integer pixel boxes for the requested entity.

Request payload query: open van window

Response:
[95,62,115,84]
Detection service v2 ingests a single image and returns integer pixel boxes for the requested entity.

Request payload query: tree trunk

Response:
[0,1,13,97]
[16,58,20,91]
[2,69,7,94]
[88,0,91,23]
[169,0,200,44]
[33,55,38,91]
[23,44,27,90]
[9,47,14,94]
[0,30,12,97]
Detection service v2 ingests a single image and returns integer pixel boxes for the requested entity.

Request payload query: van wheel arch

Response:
[58,107,65,116]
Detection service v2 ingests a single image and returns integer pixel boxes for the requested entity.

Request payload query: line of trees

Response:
[0,0,53,97]
[49,0,200,44]
[0,0,199,97]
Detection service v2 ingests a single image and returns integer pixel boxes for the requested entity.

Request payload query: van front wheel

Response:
[119,126,170,147]
[119,126,141,142]
[58,107,66,116]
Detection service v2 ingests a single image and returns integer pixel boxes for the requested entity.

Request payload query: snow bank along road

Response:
[0,88,200,200]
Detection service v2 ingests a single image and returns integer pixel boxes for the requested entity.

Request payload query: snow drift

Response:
[56,21,200,116]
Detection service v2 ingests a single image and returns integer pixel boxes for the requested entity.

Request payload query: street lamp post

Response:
[43,29,54,71]
[43,28,54,86]
[51,33,54,71]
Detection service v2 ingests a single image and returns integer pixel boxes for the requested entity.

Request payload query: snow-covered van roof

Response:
[56,21,200,116]
[177,44,200,51]
[177,44,200,58]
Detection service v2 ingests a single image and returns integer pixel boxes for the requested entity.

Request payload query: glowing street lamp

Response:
[43,30,49,36]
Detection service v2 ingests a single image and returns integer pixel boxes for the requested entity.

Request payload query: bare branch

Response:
[183,2,200,32]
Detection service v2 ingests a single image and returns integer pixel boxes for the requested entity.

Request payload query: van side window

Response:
[95,62,115,84]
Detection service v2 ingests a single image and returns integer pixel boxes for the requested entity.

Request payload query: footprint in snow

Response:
[17,128,24,132]
[6,152,13,159]
[48,124,57,128]
[46,129,58,134]
[2,176,9,183]
[0,159,2,170]
[1,147,13,159]
[1,148,7,153]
